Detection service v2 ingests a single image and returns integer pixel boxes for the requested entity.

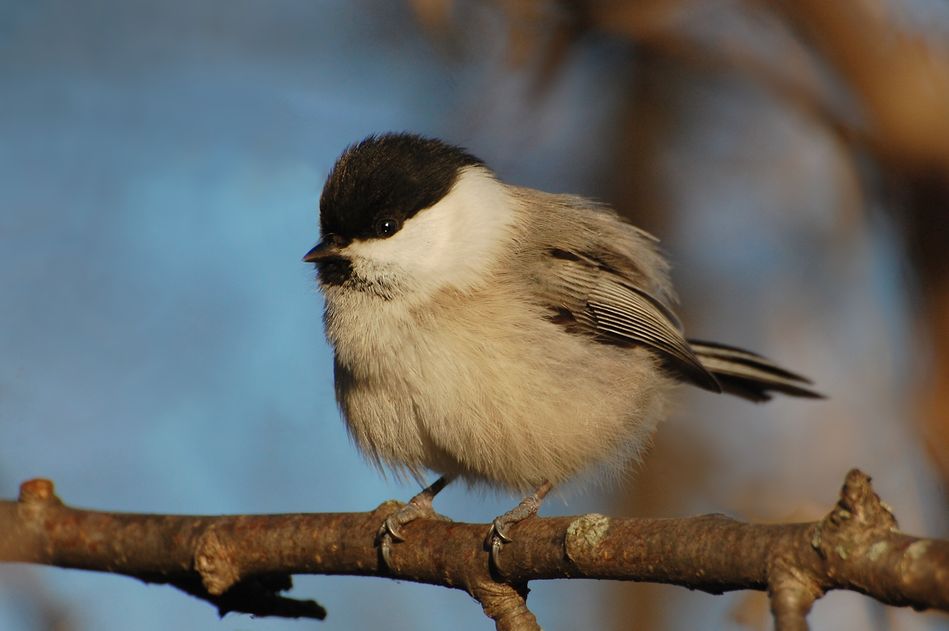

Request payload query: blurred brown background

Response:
[410,0,949,628]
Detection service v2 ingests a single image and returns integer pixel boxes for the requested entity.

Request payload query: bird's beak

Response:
[302,237,342,263]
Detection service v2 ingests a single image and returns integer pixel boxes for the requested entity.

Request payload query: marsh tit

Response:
[304,133,821,566]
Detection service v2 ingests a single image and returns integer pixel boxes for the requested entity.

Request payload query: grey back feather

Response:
[509,189,721,392]
[508,188,821,401]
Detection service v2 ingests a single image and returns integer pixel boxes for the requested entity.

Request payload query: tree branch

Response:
[1,471,946,630]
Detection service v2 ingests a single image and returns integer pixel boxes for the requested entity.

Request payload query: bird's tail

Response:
[688,339,824,402]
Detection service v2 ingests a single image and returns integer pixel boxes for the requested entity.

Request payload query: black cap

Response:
[318,133,484,243]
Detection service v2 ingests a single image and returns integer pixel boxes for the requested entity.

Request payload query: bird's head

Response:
[305,133,517,301]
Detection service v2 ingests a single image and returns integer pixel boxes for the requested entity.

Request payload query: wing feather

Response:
[539,249,720,392]
[588,285,721,392]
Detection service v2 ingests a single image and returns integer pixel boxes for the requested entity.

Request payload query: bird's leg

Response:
[486,480,553,571]
[377,475,454,568]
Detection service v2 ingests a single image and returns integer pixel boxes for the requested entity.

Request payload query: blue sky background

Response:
[0,3,633,629]
[1,2,945,630]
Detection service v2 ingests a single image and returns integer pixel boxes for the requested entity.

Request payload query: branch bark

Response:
[1,470,946,630]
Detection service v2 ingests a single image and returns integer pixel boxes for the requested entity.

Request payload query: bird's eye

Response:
[375,218,401,238]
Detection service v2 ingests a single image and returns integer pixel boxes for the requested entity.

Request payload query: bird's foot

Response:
[486,480,553,573]
[376,476,452,569]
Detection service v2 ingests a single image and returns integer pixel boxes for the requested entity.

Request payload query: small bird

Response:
[304,133,821,567]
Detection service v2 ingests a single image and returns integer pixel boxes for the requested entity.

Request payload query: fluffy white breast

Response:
[343,166,518,301]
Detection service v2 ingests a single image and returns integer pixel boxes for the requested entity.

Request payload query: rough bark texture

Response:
[1,470,946,630]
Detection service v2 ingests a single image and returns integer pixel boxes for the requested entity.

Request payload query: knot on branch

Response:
[835,469,898,532]
[195,526,242,595]
[810,469,898,561]
[18,479,60,505]
[16,478,63,526]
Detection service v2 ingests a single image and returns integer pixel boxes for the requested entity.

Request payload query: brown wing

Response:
[539,248,721,393]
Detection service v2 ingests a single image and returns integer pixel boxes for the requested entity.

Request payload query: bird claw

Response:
[376,502,427,568]
[486,518,517,573]
[486,481,553,573]
[380,512,407,543]
[375,478,453,570]
[376,513,410,569]
[490,517,514,543]
[377,529,396,570]
[486,508,532,572]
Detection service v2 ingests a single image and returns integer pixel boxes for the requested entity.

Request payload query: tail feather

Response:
[688,339,824,403]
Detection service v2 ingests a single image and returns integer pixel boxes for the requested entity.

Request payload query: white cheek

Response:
[348,206,453,271]
[344,168,517,297]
